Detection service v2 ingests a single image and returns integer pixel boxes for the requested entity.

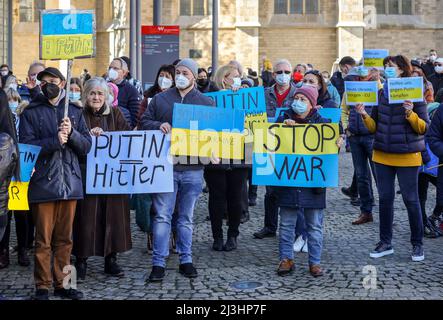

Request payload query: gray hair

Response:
[274,59,292,72]
[82,77,110,107]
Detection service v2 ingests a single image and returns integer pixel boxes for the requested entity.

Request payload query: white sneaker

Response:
[301,239,308,253]
[293,236,306,252]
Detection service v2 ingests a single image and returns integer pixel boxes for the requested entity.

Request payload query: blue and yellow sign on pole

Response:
[40,10,96,60]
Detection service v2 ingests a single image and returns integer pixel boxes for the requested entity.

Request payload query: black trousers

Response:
[247,168,258,200]
[0,210,34,250]
[418,173,443,223]
[205,168,248,240]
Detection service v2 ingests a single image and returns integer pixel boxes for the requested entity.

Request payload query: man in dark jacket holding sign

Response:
[140,58,215,282]
[19,67,91,300]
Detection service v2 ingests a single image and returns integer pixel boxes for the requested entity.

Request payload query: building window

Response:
[274,0,319,15]
[180,0,212,16]
[19,0,45,22]
[375,0,413,15]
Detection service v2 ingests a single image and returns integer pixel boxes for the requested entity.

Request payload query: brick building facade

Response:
[7,0,443,81]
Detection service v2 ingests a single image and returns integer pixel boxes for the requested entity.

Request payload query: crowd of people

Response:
[1,48,443,300]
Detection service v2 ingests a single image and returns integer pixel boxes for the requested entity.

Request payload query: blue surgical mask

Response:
[384,67,397,79]
[291,100,308,115]
[276,73,291,86]
[69,92,81,101]
[9,101,18,113]
[357,66,369,77]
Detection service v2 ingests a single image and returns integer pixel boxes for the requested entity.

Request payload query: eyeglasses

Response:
[275,70,291,75]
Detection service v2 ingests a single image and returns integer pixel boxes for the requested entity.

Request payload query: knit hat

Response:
[294,85,319,108]
[176,58,198,79]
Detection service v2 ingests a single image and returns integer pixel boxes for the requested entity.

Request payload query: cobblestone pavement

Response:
[1,152,443,300]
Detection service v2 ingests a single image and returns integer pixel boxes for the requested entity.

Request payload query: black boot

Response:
[17,247,30,267]
[0,248,9,269]
[223,237,237,251]
[240,211,250,224]
[212,238,224,251]
[75,257,88,280]
[104,253,124,277]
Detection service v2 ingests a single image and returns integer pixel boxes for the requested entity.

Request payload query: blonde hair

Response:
[82,77,110,108]
[5,87,21,102]
[213,65,238,90]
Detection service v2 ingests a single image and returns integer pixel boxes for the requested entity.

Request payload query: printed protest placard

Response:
[388,77,424,104]
[171,104,245,160]
[8,144,41,211]
[40,10,96,60]
[363,49,389,69]
[86,131,173,194]
[252,123,339,188]
[344,81,379,106]
[204,87,268,143]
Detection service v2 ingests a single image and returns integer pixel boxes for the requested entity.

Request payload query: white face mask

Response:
[429,55,437,62]
[107,95,115,106]
[108,68,119,81]
[275,73,291,86]
[435,66,443,74]
[0,71,8,77]
[158,76,173,90]
[232,77,242,89]
[175,74,191,90]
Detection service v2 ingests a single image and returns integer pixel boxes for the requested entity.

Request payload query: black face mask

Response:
[197,79,209,87]
[42,83,61,100]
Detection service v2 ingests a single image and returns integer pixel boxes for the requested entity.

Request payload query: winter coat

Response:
[116,79,142,128]
[18,93,92,203]
[265,84,297,117]
[72,104,132,258]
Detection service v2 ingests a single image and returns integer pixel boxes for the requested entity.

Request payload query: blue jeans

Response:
[295,211,308,239]
[349,135,376,214]
[374,163,423,246]
[279,207,324,265]
[151,170,204,267]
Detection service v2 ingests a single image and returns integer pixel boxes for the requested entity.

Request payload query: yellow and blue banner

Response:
[40,10,96,60]
[344,81,379,106]
[363,49,389,69]
[205,87,268,143]
[171,104,245,160]
[8,144,41,211]
[252,123,339,187]
[388,77,424,104]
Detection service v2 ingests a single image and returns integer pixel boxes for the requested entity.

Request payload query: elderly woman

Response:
[73,77,132,280]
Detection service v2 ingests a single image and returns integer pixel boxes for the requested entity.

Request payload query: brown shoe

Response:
[309,265,324,277]
[352,213,373,225]
[277,259,294,276]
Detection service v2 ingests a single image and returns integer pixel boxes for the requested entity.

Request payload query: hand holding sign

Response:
[160,122,172,134]
[90,127,104,136]
[355,103,367,116]
[58,130,68,145]
[283,119,297,126]
[59,117,72,135]
[403,100,414,113]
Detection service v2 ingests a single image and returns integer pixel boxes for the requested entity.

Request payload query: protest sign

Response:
[204,87,268,143]
[252,123,339,188]
[344,81,379,106]
[86,131,173,194]
[388,77,424,104]
[363,49,389,69]
[268,108,341,123]
[171,104,245,160]
[40,10,96,60]
[8,144,41,211]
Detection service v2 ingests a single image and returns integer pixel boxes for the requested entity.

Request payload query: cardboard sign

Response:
[8,144,41,211]
[40,10,96,60]
[252,123,339,188]
[344,81,379,106]
[204,87,267,143]
[388,77,424,104]
[171,104,245,160]
[86,131,173,194]
[363,49,389,69]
